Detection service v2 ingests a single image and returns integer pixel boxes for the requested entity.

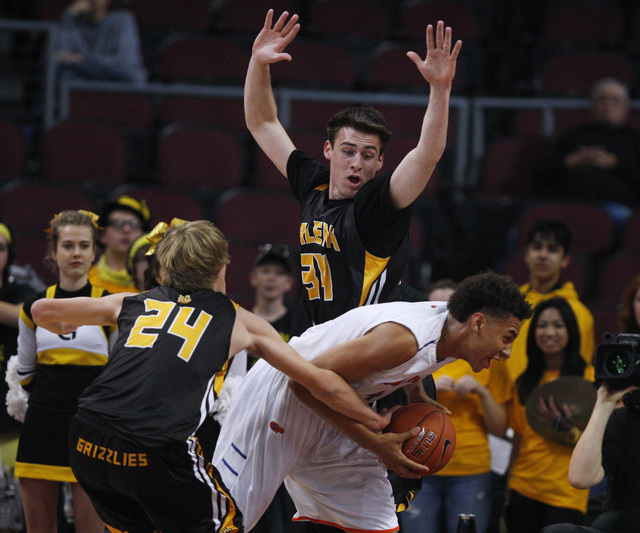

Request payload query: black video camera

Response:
[594,333,640,391]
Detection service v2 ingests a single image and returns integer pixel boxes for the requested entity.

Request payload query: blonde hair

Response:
[155,220,229,293]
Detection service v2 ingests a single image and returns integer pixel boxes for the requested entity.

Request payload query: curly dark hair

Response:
[326,106,392,154]
[517,297,585,404]
[447,271,532,323]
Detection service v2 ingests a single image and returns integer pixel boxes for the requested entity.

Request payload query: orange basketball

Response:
[386,403,456,475]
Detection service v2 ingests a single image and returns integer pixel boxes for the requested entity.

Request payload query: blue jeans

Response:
[399,473,491,533]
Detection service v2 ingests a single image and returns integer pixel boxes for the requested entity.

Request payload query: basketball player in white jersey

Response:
[213,271,532,532]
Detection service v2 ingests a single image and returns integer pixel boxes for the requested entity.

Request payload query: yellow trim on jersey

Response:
[314,184,329,191]
[15,461,77,483]
[20,307,35,331]
[38,348,108,366]
[230,300,239,312]
[214,478,241,533]
[213,359,231,399]
[359,251,391,307]
[46,285,57,298]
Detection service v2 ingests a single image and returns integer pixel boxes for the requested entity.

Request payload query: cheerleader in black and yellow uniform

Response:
[15,210,114,533]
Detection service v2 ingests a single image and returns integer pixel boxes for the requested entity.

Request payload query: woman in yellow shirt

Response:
[507,297,594,533]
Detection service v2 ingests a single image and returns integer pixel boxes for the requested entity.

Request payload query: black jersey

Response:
[288,150,412,329]
[77,286,237,448]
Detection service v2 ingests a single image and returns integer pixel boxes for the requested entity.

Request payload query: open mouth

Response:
[348,175,360,185]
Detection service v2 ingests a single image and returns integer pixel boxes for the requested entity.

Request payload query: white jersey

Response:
[213,301,453,532]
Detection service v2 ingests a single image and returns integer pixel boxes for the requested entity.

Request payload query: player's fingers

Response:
[450,39,462,60]
[425,23,434,51]
[263,9,274,29]
[423,397,452,416]
[281,13,299,36]
[443,25,452,51]
[406,50,423,66]
[435,20,444,49]
[272,11,290,32]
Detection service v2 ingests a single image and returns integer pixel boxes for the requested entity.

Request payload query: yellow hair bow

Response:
[45,210,102,233]
[146,218,189,256]
[78,210,102,229]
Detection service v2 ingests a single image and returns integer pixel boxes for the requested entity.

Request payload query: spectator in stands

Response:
[89,195,151,293]
[425,278,458,301]
[54,0,147,84]
[537,78,640,219]
[247,243,298,533]
[126,232,155,292]
[617,274,640,334]
[507,298,594,533]
[506,219,595,381]
[0,221,44,470]
[400,279,513,533]
[248,243,295,369]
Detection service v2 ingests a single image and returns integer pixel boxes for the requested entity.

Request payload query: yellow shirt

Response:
[433,359,513,476]
[87,255,138,294]
[508,367,595,512]
[507,282,595,381]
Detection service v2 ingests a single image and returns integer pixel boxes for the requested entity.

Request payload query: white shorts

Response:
[212,361,399,532]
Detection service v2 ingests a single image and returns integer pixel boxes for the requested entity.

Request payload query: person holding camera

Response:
[541,344,640,532]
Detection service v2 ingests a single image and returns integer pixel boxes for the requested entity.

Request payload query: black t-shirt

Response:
[593,405,640,531]
[287,150,412,333]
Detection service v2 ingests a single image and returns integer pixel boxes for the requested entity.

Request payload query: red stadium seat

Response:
[158,124,245,190]
[158,94,246,133]
[41,119,127,185]
[67,90,154,129]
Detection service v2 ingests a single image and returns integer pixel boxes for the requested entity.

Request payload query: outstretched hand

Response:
[407,20,462,89]
[252,9,300,65]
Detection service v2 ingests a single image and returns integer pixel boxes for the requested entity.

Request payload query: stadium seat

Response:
[0,119,24,182]
[41,119,127,185]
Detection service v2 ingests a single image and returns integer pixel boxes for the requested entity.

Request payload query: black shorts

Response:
[68,416,243,533]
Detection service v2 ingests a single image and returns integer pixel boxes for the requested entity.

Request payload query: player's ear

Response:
[377,152,384,171]
[470,312,485,332]
[323,140,333,161]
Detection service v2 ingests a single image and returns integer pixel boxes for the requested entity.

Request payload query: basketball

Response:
[385,403,456,474]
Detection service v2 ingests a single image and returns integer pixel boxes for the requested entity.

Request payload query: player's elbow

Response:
[30,299,54,327]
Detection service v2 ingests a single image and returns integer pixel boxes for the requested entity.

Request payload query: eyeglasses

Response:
[258,243,291,259]
[107,219,143,230]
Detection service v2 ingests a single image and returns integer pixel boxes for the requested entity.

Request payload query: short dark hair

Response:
[327,107,392,154]
[448,271,532,323]
[525,219,573,255]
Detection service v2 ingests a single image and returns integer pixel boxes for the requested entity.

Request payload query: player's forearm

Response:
[416,85,451,164]
[308,368,387,432]
[244,56,279,132]
[290,379,381,446]
[568,402,611,488]
[390,85,451,209]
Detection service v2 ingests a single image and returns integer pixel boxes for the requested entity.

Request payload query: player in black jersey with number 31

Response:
[31,219,390,533]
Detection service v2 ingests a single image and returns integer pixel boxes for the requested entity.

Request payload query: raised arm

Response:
[231,306,386,432]
[245,9,299,177]
[568,383,635,489]
[31,293,131,334]
[389,21,462,210]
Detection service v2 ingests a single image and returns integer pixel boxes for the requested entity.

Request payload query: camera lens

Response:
[605,351,631,376]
